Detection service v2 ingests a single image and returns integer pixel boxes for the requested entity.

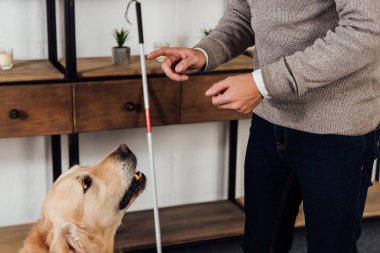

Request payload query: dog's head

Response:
[31,144,146,253]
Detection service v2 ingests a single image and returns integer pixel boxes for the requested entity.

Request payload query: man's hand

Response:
[205,73,263,114]
[147,47,206,82]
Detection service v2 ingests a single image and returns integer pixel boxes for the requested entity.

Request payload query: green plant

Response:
[113,28,129,48]
[201,27,214,37]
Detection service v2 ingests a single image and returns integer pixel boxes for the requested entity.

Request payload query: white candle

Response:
[0,48,14,70]
[153,42,169,63]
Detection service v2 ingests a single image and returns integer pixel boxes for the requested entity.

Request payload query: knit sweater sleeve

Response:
[261,0,380,98]
[194,0,255,71]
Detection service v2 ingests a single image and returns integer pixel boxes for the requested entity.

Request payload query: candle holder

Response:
[0,47,14,70]
[153,42,169,62]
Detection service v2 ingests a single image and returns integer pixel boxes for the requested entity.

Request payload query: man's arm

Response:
[262,0,380,98]
[147,0,255,81]
[148,0,261,115]
[195,0,255,71]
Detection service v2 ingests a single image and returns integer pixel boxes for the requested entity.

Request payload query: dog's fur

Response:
[20,145,145,253]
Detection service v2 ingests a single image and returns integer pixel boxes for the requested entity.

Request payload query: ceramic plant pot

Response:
[112,47,131,65]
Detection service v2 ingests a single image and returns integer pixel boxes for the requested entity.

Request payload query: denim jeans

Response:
[243,114,380,253]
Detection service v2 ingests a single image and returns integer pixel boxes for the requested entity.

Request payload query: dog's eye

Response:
[82,176,92,193]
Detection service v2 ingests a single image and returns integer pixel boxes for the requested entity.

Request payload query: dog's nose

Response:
[114,144,131,160]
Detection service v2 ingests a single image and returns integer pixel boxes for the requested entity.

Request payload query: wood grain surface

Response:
[68,54,253,78]
[74,79,180,132]
[0,60,64,82]
[115,200,245,252]
[0,84,73,137]
[181,74,252,124]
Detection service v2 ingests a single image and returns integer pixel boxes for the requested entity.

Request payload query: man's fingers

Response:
[174,56,198,73]
[217,102,240,111]
[205,79,230,97]
[148,47,203,81]
[211,92,233,106]
[161,58,189,82]
[147,47,179,60]
[147,47,167,60]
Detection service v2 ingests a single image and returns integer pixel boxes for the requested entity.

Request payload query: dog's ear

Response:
[50,222,97,253]
[64,222,98,252]
[49,227,71,253]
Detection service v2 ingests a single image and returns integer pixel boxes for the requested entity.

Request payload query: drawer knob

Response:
[124,102,140,112]
[8,109,21,119]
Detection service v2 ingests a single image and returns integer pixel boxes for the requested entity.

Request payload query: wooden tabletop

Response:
[74,54,253,78]
[0,55,253,83]
[0,60,64,83]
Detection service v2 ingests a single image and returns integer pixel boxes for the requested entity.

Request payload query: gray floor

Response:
[164,220,380,253]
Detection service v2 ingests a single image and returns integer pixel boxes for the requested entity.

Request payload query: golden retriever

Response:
[19,144,146,253]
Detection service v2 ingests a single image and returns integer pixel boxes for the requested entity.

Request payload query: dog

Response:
[19,144,146,253]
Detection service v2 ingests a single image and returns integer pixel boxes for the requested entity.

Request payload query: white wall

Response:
[74,0,226,57]
[0,0,48,59]
[0,0,252,228]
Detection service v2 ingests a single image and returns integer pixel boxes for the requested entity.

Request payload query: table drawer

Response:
[74,79,180,132]
[181,75,251,124]
[0,84,73,137]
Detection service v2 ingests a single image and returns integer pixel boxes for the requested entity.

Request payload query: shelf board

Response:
[69,54,253,78]
[115,200,244,252]
[0,60,64,83]
[0,224,30,253]
[0,200,244,253]
[236,181,380,228]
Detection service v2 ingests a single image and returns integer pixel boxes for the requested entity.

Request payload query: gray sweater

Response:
[195,0,380,135]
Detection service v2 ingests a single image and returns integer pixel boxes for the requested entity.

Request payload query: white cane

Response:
[125,1,162,252]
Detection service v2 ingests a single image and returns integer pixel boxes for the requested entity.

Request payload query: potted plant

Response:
[112,28,130,65]
[201,27,214,37]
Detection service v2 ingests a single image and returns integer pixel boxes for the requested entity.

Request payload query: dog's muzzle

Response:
[118,172,146,210]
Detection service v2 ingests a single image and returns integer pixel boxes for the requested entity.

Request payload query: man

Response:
[148,0,380,252]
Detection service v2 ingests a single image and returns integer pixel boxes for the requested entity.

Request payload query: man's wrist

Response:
[252,69,271,99]
[194,47,209,71]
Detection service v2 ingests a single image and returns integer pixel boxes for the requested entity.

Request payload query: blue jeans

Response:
[243,114,380,253]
